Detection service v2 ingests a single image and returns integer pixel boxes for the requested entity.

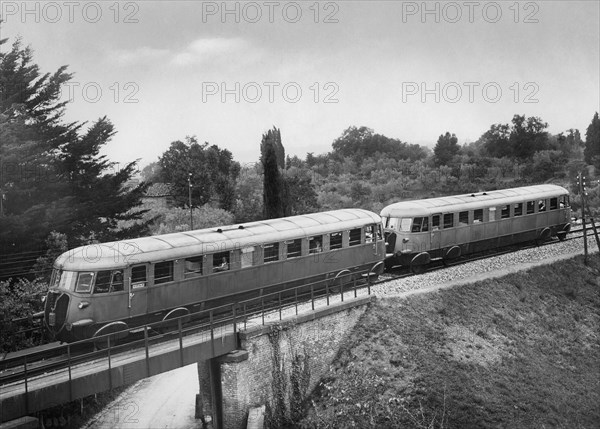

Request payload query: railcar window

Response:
[94,270,124,293]
[432,215,441,230]
[550,198,558,210]
[538,200,546,212]
[526,201,535,214]
[399,218,412,232]
[94,271,111,293]
[154,261,174,284]
[501,205,510,219]
[349,228,362,245]
[75,272,94,293]
[131,265,147,288]
[443,213,454,229]
[514,203,523,216]
[377,224,383,239]
[489,207,496,222]
[459,211,469,225]
[264,243,279,263]
[330,232,343,250]
[365,226,375,243]
[213,251,230,272]
[309,236,323,253]
[57,270,76,291]
[559,195,569,207]
[184,256,203,278]
[241,247,255,268]
[411,217,429,232]
[111,271,124,292]
[411,218,422,232]
[286,239,302,258]
[474,209,483,223]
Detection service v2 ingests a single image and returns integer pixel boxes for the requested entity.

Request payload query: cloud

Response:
[113,46,170,66]
[171,37,254,66]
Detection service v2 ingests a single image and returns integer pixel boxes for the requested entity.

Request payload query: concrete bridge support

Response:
[214,296,372,429]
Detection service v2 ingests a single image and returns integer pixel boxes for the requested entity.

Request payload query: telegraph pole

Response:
[579,171,588,264]
[188,173,193,230]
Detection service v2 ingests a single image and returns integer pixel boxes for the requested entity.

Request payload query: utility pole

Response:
[188,173,193,230]
[579,171,588,264]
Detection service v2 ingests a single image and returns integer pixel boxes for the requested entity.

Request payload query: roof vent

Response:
[238,225,244,229]
[216,228,223,233]
[483,192,487,195]
[471,194,475,197]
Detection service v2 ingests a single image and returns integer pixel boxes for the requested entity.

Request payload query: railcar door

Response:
[127,264,148,320]
[430,214,441,251]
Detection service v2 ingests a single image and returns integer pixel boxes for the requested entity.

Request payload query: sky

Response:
[1,1,599,167]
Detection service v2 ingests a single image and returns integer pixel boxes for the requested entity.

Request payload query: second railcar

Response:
[381,184,571,272]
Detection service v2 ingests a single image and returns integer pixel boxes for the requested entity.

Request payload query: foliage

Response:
[32,231,68,282]
[331,126,428,164]
[232,163,264,223]
[140,161,163,183]
[261,127,286,219]
[584,112,600,168]
[0,37,150,279]
[479,115,549,160]
[0,277,47,352]
[158,136,240,210]
[433,132,459,166]
[143,202,234,235]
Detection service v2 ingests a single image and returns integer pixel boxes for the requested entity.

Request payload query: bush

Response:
[0,278,47,352]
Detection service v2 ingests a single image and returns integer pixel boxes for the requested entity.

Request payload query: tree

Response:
[480,115,549,160]
[158,136,240,210]
[261,127,285,219]
[510,115,549,159]
[0,37,150,279]
[584,112,600,167]
[331,126,427,164]
[433,132,459,166]
[140,161,163,183]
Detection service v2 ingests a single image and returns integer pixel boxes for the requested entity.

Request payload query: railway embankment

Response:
[297,253,600,428]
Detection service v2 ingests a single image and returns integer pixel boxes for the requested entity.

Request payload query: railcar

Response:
[381,184,571,273]
[43,209,385,342]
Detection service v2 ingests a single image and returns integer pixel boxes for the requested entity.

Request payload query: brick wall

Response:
[219,296,372,429]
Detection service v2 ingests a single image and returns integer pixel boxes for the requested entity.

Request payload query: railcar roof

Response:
[55,209,381,270]
[380,184,569,218]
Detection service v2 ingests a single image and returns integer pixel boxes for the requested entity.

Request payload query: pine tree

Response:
[260,127,285,219]
[0,37,149,279]
[584,112,600,166]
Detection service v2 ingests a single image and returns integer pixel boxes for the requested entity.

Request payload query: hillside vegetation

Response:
[298,255,600,428]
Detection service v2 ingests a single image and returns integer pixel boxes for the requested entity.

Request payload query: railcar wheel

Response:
[329,269,352,293]
[160,307,191,333]
[411,263,427,275]
[537,227,552,245]
[92,321,129,349]
[557,232,567,241]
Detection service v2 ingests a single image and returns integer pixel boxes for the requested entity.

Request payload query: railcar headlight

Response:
[78,301,90,309]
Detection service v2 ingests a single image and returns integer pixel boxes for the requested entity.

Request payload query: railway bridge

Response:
[1,284,373,429]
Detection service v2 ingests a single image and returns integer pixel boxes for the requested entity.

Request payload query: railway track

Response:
[1,225,596,387]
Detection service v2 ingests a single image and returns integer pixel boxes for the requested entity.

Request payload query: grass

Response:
[296,255,600,428]
[35,386,128,428]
